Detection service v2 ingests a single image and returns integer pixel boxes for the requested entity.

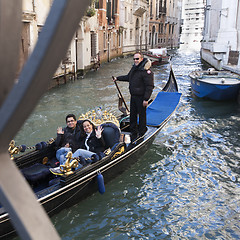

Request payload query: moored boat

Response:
[143,48,170,65]
[1,67,181,239]
[189,69,240,101]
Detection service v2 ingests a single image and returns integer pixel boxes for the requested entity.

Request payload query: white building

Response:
[119,0,149,54]
[21,0,100,82]
[166,0,183,49]
[75,9,99,75]
[201,0,240,71]
[21,0,78,80]
[180,0,205,51]
[21,0,51,73]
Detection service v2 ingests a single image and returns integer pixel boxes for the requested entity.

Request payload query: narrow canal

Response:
[14,49,240,239]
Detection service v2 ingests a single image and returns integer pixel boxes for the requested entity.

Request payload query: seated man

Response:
[55,114,82,166]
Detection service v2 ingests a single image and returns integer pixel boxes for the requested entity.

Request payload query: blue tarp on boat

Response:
[146,92,181,126]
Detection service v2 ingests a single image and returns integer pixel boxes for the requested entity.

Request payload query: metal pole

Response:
[0,0,91,238]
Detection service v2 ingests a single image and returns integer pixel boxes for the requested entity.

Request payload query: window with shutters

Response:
[91,32,97,59]
[103,32,106,49]
[228,51,239,65]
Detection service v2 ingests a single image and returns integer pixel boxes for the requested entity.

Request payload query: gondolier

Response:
[113,52,154,142]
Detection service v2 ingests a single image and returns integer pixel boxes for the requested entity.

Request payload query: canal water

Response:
[14,49,240,239]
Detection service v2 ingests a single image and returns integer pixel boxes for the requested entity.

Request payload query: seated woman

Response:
[72,120,105,165]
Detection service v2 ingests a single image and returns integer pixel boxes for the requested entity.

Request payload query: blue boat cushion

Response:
[146,92,182,126]
[21,163,50,185]
[101,122,121,149]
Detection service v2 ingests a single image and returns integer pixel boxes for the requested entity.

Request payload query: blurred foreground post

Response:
[0,0,91,239]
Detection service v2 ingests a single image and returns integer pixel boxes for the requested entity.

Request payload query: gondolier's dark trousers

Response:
[130,95,147,141]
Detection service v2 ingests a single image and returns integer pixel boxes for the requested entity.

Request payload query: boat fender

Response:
[97,172,105,194]
[35,143,42,150]
[20,144,27,152]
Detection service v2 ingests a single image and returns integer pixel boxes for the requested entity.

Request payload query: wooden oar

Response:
[112,76,130,113]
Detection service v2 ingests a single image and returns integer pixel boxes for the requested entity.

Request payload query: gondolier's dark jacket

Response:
[116,58,154,101]
[55,120,82,152]
[79,131,105,153]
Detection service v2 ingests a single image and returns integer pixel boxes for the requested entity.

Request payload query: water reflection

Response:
[14,49,240,239]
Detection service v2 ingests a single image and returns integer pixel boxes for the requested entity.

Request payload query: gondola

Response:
[0,66,181,239]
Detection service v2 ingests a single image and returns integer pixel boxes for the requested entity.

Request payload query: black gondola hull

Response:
[0,66,181,239]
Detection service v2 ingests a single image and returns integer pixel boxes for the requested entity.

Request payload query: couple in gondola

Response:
[51,114,105,174]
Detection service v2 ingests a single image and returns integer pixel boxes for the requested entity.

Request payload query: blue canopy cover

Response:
[146,92,181,126]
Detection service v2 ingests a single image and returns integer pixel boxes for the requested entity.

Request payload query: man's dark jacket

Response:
[116,58,154,101]
[55,120,82,152]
